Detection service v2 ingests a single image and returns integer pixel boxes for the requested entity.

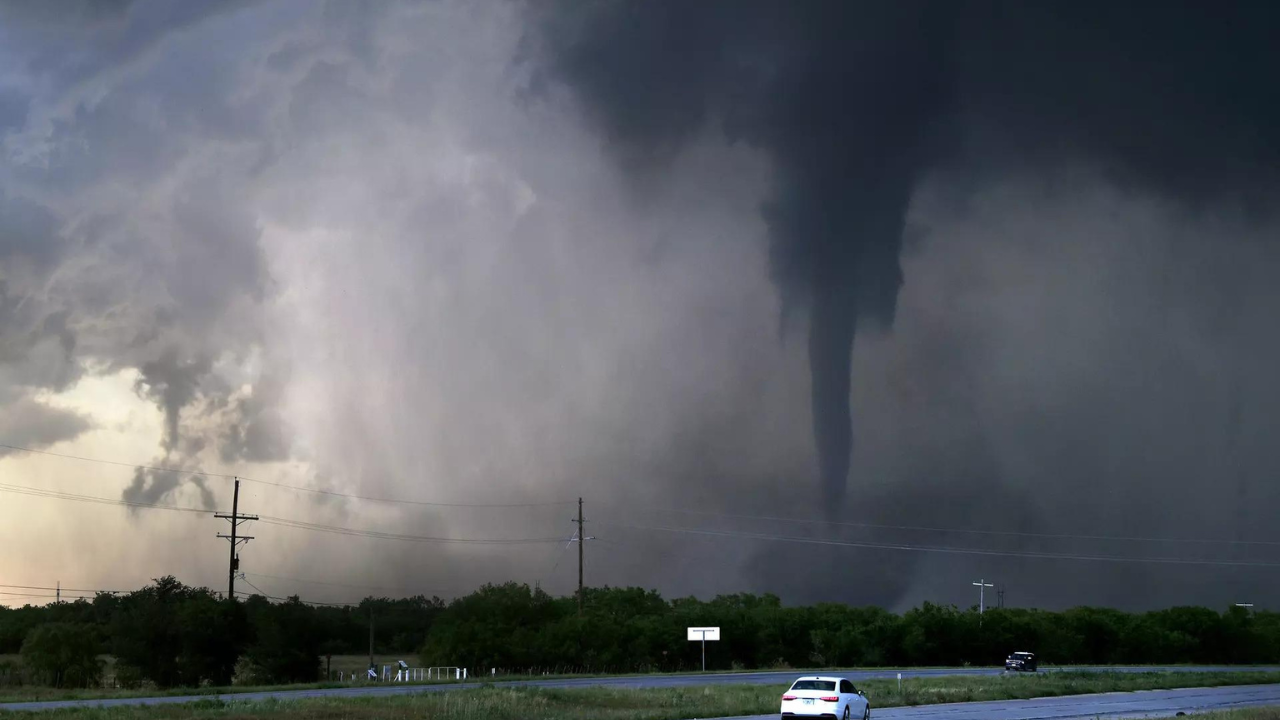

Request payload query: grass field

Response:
[3,670,1280,719]
[1181,710,1280,719]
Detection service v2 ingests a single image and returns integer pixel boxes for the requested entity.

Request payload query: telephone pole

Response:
[577,497,584,614]
[216,478,258,601]
[997,587,1005,609]
[568,498,595,615]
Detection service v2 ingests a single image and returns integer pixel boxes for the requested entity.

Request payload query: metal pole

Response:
[577,497,584,615]
[972,579,993,615]
[701,634,706,672]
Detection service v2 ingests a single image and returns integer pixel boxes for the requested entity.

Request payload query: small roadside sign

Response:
[687,626,720,641]
[687,627,720,671]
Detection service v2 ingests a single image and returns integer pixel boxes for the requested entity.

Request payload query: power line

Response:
[0,482,571,546]
[241,576,423,607]
[11,476,1278,564]
[16,460,1280,572]
[0,482,211,515]
[0,583,122,593]
[243,572,449,596]
[240,576,270,594]
[0,591,93,599]
[601,503,1280,548]
[257,515,570,545]
[601,521,1280,569]
[24,439,1268,548]
[233,589,356,607]
[12,441,1274,546]
[0,443,572,508]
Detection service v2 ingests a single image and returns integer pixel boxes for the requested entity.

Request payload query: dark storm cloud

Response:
[0,191,63,271]
[0,395,93,454]
[122,463,216,510]
[5,0,1280,611]
[0,0,283,509]
[0,87,26,131]
[0,0,253,87]
[0,283,80,395]
[531,0,1280,510]
[135,351,213,452]
[220,369,291,464]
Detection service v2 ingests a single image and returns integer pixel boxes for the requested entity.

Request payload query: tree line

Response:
[0,577,442,688]
[3,577,1278,688]
[420,583,1280,673]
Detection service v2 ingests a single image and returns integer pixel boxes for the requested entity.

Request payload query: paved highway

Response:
[716,683,1280,719]
[1,666,1276,712]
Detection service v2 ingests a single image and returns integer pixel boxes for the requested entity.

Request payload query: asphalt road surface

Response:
[715,683,1280,720]
[1,666,1277,712]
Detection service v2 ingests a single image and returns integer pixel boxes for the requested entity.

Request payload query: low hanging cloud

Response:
[0,395,93,455]
[122,463,216,510]
[529,0,1280,512]
[0,0,1278,610]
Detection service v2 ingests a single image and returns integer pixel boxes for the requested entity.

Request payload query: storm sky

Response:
[2,0,1279,612]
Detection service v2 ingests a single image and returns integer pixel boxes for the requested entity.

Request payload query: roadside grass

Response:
[4,670,1280,719]
[7,659,1280,705]
[878,670,1280,706]
[0,665,883,704]
[1171,709,1280,719]
[1,656,454,704]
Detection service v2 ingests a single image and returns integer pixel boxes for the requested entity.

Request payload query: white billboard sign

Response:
[687,626,720,641]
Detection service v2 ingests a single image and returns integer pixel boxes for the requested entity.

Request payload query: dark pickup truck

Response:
[1005,651,1037,671]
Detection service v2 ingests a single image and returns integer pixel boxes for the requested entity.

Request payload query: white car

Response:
[781,676,870,720]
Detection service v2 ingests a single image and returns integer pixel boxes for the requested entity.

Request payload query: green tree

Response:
[110,576,249,688]
[244,596,321,683]
[20,622,103,688]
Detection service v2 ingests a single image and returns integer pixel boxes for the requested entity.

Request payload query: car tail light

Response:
[820,696,839,702]
[782,694,797,701]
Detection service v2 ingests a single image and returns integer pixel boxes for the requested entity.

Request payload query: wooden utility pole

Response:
[216,478,258,601]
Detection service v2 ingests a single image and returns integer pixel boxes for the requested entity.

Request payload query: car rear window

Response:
[791,680,837,691]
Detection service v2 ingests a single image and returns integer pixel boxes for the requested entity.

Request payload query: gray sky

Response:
[1,0,1278,612]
